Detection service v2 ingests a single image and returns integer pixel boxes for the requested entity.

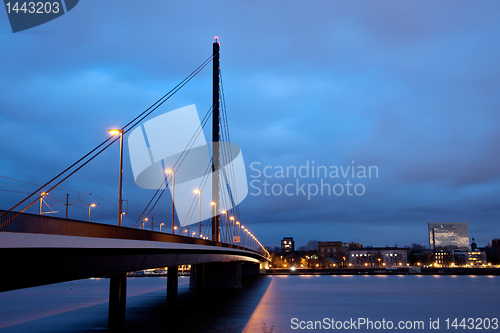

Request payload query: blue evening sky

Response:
[1,1,500,249]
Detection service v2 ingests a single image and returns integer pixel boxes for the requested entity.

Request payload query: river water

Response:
[0,274,498,332]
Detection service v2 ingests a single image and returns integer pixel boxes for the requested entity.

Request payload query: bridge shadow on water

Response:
[125,275,272,333]
[0,275,272,333]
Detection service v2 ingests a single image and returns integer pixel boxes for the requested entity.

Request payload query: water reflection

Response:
[0,275,498,333]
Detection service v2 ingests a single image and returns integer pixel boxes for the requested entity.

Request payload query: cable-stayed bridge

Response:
[0,39,269,329]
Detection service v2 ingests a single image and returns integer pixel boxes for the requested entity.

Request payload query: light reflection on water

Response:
[243,275,499,333]
[0,275,498,332]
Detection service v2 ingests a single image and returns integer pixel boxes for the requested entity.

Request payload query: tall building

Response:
[281,237,295,253]
[428,222,469,251]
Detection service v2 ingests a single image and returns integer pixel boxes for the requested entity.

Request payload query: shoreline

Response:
[126,267,500,277]
[264,267,500,276]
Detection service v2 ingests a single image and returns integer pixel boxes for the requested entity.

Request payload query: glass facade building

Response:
[428,222,469,251]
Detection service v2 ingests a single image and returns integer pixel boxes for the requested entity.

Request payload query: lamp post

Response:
[221,210,227,242]
[88,203,96,222]
[229,216,235,244]
[160,223,164,232]
[241,225,245,247]
[236,221,240,245]
[39,192,48,215]
[141,217,148,229]
[165,169,175,233]
[194,189,201,238]
[109,129,124,226]
[211,201,217,241]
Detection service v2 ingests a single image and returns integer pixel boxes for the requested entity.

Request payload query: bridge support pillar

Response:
[190,262,242,290]
[189,263,204,293]
[241,262,261,275]
[108,273,127,330]
[167,266,178,308]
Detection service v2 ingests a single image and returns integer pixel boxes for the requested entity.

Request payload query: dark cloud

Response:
[1,0,500,248]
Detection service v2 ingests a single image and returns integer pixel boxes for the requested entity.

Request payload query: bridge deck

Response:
[0,210,266,292]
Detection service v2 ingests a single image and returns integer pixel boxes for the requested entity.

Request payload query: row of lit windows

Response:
[320,248,338,252]
[351,253,399,257]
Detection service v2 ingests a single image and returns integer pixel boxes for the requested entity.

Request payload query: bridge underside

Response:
[2,247,258,292]
[0,232,263,292]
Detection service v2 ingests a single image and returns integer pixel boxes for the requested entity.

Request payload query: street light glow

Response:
[109,129,122,136]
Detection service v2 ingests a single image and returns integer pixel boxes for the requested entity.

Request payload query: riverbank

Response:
[265,267,500,275]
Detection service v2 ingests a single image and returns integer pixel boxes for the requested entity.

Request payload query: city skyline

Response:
[1,1,500,248]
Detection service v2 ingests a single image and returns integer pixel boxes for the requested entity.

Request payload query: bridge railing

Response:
[0,210,266,258]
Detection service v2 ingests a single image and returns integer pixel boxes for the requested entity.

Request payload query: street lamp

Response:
[194,189,201,238]
[165,169,175,233]
[88,203,96,222]
[141,217,148,229]
[221,210,228,242]
[160,223,164,232]
[211,201,216,240]
[229,216,235,244]
[39,192,48,215]
[109,129,124,226]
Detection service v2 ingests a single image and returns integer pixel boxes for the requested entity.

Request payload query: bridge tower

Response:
[212,38,220,242]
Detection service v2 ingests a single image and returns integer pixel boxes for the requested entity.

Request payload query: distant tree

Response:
[297,245,308,253]
[410,243,426,252]
[307,240,319,252]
